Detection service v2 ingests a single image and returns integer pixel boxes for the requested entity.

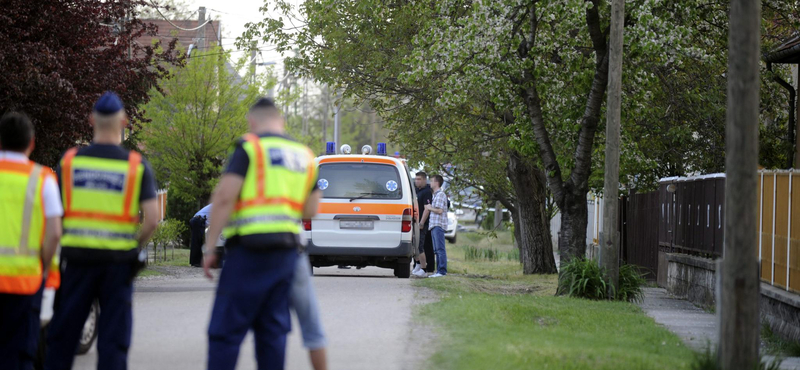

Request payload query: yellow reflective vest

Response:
[0,159,53,294]
[223,134,317,241]
[60,148,143,251]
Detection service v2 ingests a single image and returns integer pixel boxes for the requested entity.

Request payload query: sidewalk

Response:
[639,287,800,369]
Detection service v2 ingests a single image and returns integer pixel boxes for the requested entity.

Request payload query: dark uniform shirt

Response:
[416,184,432,227]
[57,144,157,262]
[224,133,318,249]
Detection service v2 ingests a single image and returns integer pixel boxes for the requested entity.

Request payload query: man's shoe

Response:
[428,273,444,278]
[413,269,427,277]
[412,264,421,274]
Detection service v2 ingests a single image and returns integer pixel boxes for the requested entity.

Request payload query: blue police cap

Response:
[93,91,124,115]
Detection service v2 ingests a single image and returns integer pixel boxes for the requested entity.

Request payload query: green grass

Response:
[416,231,695,370]
[150,248,191,267]
[138,268,164,277]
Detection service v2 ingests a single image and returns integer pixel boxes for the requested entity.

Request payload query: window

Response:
[318,163,403,199]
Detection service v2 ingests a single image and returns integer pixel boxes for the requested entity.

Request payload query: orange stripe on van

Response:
[318,157,397,165]
[318,203,409,215]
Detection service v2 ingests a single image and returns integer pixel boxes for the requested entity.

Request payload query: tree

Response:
[141,46,271,210]
[0,0,182,167]
[240,0,559,274]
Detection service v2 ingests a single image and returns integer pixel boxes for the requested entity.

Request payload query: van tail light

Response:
[402,208,412,232]
[303,219,312,231]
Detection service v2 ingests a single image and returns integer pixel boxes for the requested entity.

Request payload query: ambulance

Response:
[304,142,419,278]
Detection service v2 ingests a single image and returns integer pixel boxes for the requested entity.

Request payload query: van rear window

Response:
[318,163,403,200]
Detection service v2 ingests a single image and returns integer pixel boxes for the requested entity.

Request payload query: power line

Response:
[148,1,212,31]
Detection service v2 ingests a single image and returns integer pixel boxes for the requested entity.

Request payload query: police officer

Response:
[203,97,321,370]
[190,203,212,267]
[45,92,159,370]
[0,112,62,370]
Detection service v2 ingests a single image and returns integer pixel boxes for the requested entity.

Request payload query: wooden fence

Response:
[652,171,799,293]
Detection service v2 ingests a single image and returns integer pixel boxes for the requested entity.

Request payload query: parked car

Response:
[445,211,458,243]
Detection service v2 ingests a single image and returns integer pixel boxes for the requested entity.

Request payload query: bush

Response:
[559,258,649,302]
[617,264,647,303]
[151,218,188,263]
[165,187,198,248]
[558,257,609,300]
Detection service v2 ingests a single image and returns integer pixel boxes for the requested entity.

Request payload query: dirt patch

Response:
[467,280,547,295]
[403,286,441,370]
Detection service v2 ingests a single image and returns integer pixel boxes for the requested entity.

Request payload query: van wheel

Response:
[394,260,411,279]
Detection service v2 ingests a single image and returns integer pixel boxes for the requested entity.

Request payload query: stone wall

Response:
[664,253,717,309]
[661,252,800,342]
[762,284,800,342]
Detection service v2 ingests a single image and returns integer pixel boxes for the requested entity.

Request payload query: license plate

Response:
[340,220,374,230]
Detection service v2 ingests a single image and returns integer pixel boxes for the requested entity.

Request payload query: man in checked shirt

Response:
[421,174,448,277]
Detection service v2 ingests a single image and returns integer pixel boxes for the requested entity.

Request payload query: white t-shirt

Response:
[0,151,64,218]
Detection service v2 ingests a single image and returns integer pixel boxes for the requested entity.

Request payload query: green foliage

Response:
[150,219,188,263]
[558,258,610,300]
[165,187,197,247]
[141,46,271,208]
[464,245,520,262]
[559,258,649,302]
[617,264,647,304]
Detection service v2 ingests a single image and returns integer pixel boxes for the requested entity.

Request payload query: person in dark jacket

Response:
[414,172,435,274]
[189,204,212,267]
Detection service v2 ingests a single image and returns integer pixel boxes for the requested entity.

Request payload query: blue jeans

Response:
[431,226,447,275]
[290,253,326,350]
[207,247,297,370]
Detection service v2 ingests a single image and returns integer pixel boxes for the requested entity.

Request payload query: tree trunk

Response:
[507,153,557,274]
[558,185,588,268]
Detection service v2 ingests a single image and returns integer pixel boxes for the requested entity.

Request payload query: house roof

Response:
[764,35,800,64]
[137,19,221,51]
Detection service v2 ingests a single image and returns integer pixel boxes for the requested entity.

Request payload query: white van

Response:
[303,145,419,278]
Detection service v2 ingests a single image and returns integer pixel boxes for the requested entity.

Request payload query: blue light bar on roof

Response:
[377,143,387,156]
[326,142,336,155]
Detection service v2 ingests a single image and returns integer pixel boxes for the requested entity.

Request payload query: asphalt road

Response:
[72,266,432,370]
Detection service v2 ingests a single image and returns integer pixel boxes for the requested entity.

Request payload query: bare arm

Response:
[303,189,322,219]
[138,199,159,248]
[41,217,61,273]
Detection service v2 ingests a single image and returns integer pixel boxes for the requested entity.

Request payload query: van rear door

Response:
[312,162,406,249]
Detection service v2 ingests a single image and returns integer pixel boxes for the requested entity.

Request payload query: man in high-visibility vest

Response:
[0,112,62,370]
[44,92,159,370]
[203,97,322,370]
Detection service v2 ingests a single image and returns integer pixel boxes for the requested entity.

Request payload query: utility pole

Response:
[334,93,341,152]
[250,41,257,85]
[302,79,308,136]
[322,85,329,142]
[196,7,206,52]
[600,0,624,296]
[718,0,761,369]
[494,202,503,230]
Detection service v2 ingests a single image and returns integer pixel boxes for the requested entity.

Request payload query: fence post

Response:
[772,172,777,285]
[759,172,764,262]
[788,172,793,291]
